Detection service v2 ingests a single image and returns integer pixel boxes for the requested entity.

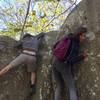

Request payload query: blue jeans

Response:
[53,59,78,100]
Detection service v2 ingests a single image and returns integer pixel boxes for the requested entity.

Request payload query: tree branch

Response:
[43,0,77,30]
[20,0,31,39]
[41,1,59,31]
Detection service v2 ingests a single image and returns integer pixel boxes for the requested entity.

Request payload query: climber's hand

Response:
[83,50,88,62]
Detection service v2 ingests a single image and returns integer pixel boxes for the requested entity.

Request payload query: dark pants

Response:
[53,59,78,100]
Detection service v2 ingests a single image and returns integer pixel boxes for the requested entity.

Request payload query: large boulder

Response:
[0,31,59,100]
[0,0,100,100]
[60,0,100,100]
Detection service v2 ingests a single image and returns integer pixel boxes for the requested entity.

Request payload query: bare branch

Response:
[41,2,59,31]
[20,0,32,39]
[43,0,77,30]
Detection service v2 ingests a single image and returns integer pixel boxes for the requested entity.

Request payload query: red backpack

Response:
[52,36,71,61]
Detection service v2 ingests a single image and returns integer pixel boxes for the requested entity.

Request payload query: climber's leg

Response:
[0,54,27,77]
[27,55,37,95]
[0,64,12,76]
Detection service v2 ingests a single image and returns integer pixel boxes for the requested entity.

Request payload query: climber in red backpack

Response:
[0,32,45,96]
[52,27,88,100]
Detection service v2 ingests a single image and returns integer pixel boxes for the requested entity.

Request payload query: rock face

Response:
[60,0,100,100]
[0,0,100,100]
[31,31,59,100]
[0,31,59,100]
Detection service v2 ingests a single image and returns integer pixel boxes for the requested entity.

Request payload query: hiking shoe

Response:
[30,84,36,96]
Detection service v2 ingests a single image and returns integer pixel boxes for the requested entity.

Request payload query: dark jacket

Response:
[15,33,45,52]
[66,36,84,65]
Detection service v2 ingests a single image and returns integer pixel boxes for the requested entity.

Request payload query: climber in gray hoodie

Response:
[0,32,45,96]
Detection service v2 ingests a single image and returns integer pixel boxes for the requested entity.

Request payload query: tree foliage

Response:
[0,0,80,39]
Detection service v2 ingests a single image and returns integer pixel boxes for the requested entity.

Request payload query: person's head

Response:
[75,27,88,42]
[22,33,32,39]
